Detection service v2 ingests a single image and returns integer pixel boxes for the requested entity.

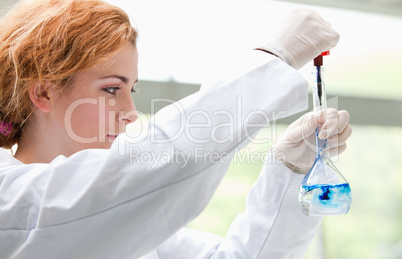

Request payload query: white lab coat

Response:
[0,52,322,259]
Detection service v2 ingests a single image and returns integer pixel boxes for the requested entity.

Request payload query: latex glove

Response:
[257,9,339,69]
[271,109,352,174]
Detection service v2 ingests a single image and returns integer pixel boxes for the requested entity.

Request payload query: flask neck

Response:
[315,131,329,159]
[312,65,329,159]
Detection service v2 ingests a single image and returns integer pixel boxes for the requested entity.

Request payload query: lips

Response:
[107,134,118,141]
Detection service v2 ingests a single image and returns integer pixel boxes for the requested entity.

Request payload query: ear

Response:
[28,81,53,113]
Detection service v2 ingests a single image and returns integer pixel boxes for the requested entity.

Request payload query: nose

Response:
[117,95,138,125]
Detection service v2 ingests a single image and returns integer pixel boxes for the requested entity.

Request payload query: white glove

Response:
[271,109,352,174]
[257,9,340,69]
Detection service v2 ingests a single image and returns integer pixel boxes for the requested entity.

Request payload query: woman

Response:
[0,0,350,258]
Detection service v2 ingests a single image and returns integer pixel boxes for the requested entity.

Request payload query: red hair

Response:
[0,0,138,149]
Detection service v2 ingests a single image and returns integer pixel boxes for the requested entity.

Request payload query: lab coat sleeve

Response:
[153,154,322,259]
[3,52,309,259]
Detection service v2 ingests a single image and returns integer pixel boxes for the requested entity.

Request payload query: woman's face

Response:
[52,44,139,154]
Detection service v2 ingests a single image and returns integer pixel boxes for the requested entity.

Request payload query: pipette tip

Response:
[314,51,330,66]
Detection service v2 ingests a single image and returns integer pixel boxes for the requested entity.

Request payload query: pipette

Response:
[314,51,329,106]
[313,51,329,155]
[298,51,352,216]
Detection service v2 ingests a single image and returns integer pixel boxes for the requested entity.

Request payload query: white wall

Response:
[0,0,19,17]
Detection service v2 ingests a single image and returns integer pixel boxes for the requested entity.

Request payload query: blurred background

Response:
[2,0,401,257]
[116,1,401,258]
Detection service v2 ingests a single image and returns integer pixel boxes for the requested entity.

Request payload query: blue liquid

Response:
[299,183,352,216]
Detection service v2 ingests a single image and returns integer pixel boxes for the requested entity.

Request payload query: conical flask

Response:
[298,52,352,216]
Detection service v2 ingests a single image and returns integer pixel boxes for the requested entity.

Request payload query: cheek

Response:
[67,102,104,138]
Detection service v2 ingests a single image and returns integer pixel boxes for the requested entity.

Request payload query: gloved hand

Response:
[271,109,352,174]
[257,9,340,69]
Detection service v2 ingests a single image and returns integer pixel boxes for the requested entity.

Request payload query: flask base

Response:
[299,183,352,216]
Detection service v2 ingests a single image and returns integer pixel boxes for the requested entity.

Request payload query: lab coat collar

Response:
[0,148,24,167]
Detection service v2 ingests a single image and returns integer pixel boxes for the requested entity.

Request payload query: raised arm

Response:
[1,9,340,259]
[152,109,351,259]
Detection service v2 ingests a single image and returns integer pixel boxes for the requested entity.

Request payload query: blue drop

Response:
[299,183,352,216]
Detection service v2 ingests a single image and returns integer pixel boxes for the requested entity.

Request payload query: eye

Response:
[103,86,120,95]
[131,88,138,94]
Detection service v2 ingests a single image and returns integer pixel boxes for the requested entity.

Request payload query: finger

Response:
[339,124,353,144]
[319,109,350,139]
[337,110,350,134]
[288,113,317,142]
[326,124,352,148]
[318,108,338,139]
[328,143,347,158]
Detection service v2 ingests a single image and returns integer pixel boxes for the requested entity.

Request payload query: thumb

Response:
[287,113,317,142]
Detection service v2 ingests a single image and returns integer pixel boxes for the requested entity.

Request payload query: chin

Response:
[73,142,113,153]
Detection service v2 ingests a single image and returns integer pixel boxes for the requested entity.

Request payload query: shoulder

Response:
[0,148,22,168]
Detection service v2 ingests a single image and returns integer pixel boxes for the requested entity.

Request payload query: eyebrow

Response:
[100,75,138,85]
